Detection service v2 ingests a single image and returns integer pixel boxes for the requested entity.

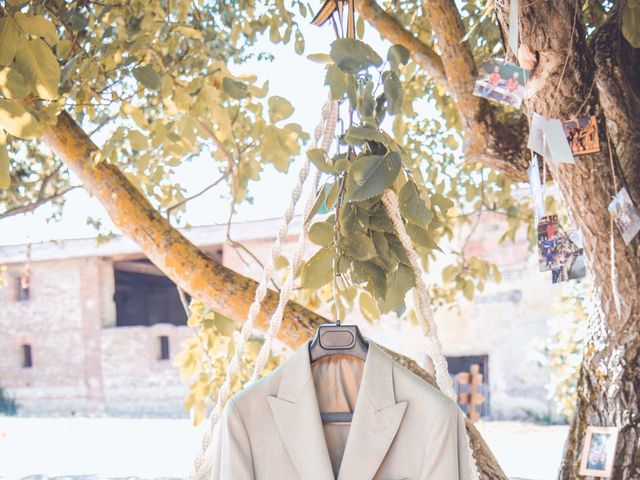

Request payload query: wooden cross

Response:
[456,364,486,422]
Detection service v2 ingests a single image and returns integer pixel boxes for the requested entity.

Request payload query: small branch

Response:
[166,168,232,215]
[0,185,81,220]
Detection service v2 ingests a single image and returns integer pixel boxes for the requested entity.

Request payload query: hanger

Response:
[309,320,369,423]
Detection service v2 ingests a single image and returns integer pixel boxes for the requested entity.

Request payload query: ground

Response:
[0,417,568,480]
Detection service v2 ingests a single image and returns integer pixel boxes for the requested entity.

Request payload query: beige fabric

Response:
[310,355,365,477]
[210,341,472,480]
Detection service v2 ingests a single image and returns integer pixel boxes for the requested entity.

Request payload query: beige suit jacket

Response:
[210,341,472,480]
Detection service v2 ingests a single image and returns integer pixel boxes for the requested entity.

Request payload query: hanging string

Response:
[186,96,339,480]
[381,189,480,480]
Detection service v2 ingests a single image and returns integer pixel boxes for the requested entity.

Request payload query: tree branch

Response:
[42,110,506,478]
[355,0,448,86]
[356,0,530,180]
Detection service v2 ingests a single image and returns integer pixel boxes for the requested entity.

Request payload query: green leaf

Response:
[0,130,9,189]
[14,36,60,100]
[399,180,433,225]
[380,264,414,315]
[330,38,383,73]
[307,53,333,64]
[307,148,331,173]
[406,223,439,250]
[0,17,20,65]
[622,1,640,48]
[351,260,386,297]
[387,44,410,72]
[294,29,305,55]
[306,182,329,224]
[356,15,366,40]
[308,220,334,247]
[301,246,335,289]
[346,151,401,202]
[431,192,454,213]
[359,291,379,322]
[213,314,236,337]
[383,70,403,115]
[337,231,376,261]
[268,96,294,123]
[133,65,161,90]
[325,64,346,100]
[222,77,249,99]
[462,280,475,301]
[0,99,42,139]
[128,129,148,150]
[14,13,58,46]
[0,67,29,99]
[344,126,388,146]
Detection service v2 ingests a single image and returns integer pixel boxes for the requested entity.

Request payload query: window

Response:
[158,336,170,360]
[17,275,30,301]
[21,344,33,368]
[113,260,187,327]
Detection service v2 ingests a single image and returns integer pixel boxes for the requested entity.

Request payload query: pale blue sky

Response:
[1,17,394,246]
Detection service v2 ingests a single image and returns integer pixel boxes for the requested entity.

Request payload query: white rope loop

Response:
[186,97,338,480]
[381,189,480,480]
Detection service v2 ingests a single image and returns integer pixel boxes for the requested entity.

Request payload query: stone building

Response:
[0,215,564,420]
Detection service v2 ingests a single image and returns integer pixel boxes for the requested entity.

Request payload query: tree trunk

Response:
[42,111,507,479]
[493,2,640,477]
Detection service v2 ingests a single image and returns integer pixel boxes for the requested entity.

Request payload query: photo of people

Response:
[562,116,600,156]
[473,59,529,109]
[579,426,619,477]
[608,187,640,245]
[551,228,585,284]
[537,215,558,272]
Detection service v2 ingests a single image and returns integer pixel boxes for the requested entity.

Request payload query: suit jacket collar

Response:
[267,340,407,480]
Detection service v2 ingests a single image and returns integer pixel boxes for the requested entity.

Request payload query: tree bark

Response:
[357,0,640,476]
[493,1,640,478]
[42,111,507,479]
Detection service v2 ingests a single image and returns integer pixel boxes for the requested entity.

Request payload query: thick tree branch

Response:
[357,0,530,180]
[355,0,448,86]
[42,110,506,479]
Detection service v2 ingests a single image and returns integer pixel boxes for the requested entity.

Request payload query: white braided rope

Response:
[186,97,338,480]
[381,189,480,480]
[250,102,339,382]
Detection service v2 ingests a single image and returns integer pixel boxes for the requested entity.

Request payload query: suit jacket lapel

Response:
[337,342,407,480]
[267,345,335,480]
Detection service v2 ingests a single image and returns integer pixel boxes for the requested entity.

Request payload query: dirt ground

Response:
[0,417,569,480]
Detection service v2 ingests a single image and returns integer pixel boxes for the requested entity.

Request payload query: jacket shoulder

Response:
[390,356,457,412]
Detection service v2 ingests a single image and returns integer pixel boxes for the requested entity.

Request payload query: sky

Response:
[0,17,392,247]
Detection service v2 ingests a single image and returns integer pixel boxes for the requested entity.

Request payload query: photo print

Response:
[473,59,529,109]
[579,426,619,477]
[551,228,586,284]
[562,116,600,156]
[537,214,559,272]
[608,187,640,245]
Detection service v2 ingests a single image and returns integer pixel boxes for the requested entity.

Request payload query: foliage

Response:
[534,280,589,420]
[174,301,282,425]
[0,1,556,422]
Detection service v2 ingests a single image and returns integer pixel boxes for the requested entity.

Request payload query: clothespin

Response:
[311,0,356,39]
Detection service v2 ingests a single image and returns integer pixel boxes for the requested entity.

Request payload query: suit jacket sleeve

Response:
[210,398,254,480]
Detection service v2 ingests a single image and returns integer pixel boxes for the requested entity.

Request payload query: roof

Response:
[0,216,302,265]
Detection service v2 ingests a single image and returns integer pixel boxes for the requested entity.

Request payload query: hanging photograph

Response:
[473,59,529,109]
[608,187,640,245]
[579,426,619,477]
[562,116,600,156]
[551,228,586,284]
[537,214,559,272]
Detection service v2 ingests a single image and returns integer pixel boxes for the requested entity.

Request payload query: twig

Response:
[0,186,81,220]
[166,168,232,215]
